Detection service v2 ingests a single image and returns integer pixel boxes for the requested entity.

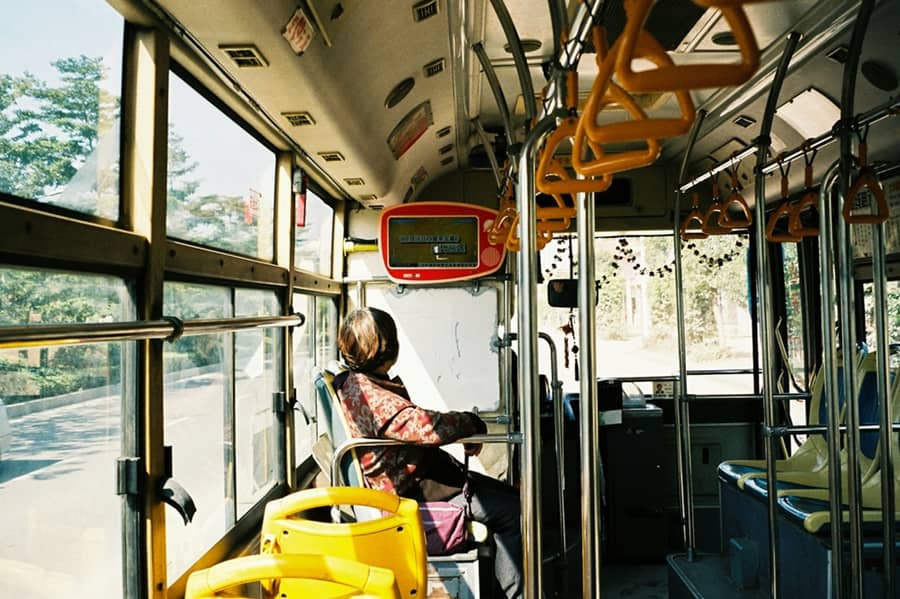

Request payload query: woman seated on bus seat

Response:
[334,307,523,599]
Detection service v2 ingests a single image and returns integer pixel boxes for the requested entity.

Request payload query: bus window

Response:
[163,282,230,582]
[682,234,754,395]
[863,279,900,352]
[234,289,281,516]
[294,187,335,276]
[0,1,123,220]
[291,294,338,465]
[0,266,131,599]
[592,235,677,390]
[782,243,809,450]
[166,72,276,260]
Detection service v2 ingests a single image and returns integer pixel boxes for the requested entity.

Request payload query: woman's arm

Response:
[344,372,486,445]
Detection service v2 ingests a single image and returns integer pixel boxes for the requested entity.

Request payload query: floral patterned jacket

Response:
[333,370,486,495]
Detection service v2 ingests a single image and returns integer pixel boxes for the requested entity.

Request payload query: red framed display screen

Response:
[379,202,506,283]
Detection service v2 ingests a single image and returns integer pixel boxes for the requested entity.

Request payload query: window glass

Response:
[316,296,338,367]
[294,187,334,275]
[863,280,900,351]
[781,244,808,444]
[163,282,230,582]
[291,294,338,468]
[0,1,122,219]
[538,233,752,396]
[166,72,276,259]
[681,234,753,394]
[292,294,316,461]
[234,289,281,516]
[0,266,130,599]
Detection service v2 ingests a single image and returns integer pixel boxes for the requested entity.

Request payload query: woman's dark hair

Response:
[338,307,400,372]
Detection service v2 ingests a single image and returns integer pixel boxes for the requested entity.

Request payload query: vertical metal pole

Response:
[577,188,601,598]
[516,115,555,599]
[502,260,515,483]
[837,3,876,595]
[673,109,707,560]
[754,31,803,599]
[539,332,568,568]
[871,215,896,597]
[818,162,846,597]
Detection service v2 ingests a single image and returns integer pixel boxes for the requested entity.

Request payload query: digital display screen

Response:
[388,216,479,268]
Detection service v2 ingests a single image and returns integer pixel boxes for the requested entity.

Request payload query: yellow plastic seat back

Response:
[261,486,427,599]
[184,553,400,599]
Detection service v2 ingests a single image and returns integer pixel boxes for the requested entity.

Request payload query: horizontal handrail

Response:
[678,95,900,194]
[0,314,305,349]
[765,423,900,437]
[331,433,523,487]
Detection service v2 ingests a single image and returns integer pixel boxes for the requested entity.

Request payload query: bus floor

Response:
[541,545,668,598]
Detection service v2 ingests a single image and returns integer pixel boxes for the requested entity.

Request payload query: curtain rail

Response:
[0,314,304,349]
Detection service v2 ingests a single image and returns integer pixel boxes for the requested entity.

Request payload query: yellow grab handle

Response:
[184,553,398,599]
[844,170,889,224]
[488,205,517,245]
[680,194,708,240]
[616,0,759,92]
[536,117,614,194]
[766,200,802,243]
[788,189,820,237]
[263,487,403,524]
[572,82,661,178]
[702,202,732,236]
[583,31,694,143]
[719,190,753,229]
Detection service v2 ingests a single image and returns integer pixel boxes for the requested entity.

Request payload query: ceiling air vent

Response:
[436,126,451,138]
[412,0,438,22]
[282,111,315,126]
[423,58,445,78]
[733,115,756,128]
[318,151,345,162]
[827,45,849,64]
[369,204,384,210]
[219,44,268,68]
[359,194,378,203]
[344,178,365,186]
[439,144,453,155]
[441,156,454,166]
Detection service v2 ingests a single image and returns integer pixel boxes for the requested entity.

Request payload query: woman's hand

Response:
[463,443,483,456]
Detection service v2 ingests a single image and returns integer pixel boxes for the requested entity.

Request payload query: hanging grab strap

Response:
[788,145,820,237]
[843,137,889,225]
[680,192,709,240]
[702,181,732,235]
[718,164,753,229]
[765,155,801,242]
[581,29,695,144]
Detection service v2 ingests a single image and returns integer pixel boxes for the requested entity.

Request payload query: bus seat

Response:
[718,351,866,491]
[738,353,881,500]
[313,364,367,490]
[313,365,486,597]
[184,553,400,599]
[260,486,427,599]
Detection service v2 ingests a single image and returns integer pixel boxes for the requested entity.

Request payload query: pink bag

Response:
[419,501,470,555]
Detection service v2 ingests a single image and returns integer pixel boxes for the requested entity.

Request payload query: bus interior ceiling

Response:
[146,0,898,226]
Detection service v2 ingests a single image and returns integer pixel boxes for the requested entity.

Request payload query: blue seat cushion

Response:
[717,462,765,487]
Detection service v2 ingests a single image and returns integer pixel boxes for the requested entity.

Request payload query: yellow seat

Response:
[260,486,427,599]
[184,553,400,599]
